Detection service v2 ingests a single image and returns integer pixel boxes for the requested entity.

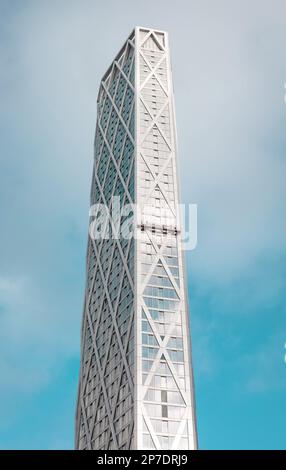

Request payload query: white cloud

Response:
[177,0,286,286]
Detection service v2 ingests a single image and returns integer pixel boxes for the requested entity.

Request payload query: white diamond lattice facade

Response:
[75,27,198,450]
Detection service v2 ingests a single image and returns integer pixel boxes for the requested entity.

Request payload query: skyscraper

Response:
[75,26,197,450]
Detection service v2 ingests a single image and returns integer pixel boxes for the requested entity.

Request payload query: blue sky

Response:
[0,0,286,449]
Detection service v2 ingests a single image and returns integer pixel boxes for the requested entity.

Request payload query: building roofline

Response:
[99,27,135,88]
[98,26,168,97]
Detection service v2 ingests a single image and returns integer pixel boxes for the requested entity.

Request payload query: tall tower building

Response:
[75,27,197,450]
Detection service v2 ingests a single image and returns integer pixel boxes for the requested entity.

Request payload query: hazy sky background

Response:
[0,0,286,449]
